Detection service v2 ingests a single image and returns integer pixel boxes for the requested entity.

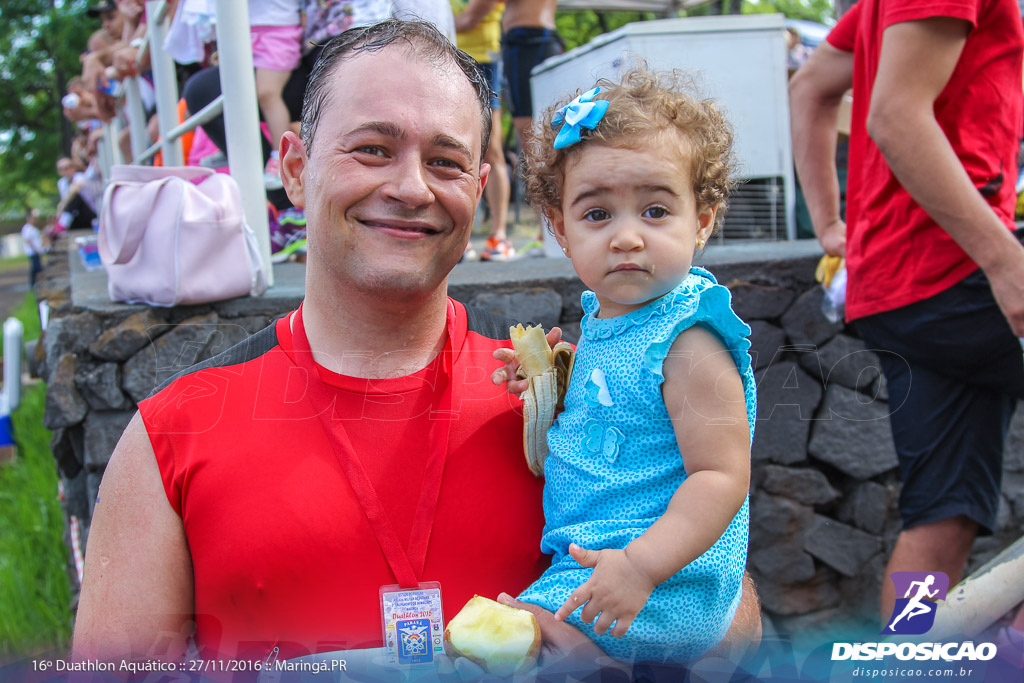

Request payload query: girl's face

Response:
[549,134,716,319]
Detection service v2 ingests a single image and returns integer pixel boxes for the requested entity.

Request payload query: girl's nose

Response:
[610,222,644,252]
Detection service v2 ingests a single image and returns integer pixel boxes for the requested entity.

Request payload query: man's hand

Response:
[495,593,629,677]
[818,218,847,257]
[554,544,655,638]
[112,46,141,79]
[983,249,1024,337]
[491,326,562,397]
[82,52,108,95]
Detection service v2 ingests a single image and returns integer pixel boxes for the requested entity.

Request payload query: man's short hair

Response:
[301,20,492,162]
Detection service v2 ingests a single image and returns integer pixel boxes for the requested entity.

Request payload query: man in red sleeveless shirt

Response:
[73,20,759,669]
[791,0,1024,623]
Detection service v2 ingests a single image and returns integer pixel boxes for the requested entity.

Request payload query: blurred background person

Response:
[452,0,514,261]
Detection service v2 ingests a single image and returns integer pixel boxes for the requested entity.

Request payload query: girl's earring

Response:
[562,246,569,256]
[696,238,706,249]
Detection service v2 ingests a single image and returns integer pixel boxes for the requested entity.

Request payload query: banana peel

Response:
[815,254,845,289]
[509,324,574,477]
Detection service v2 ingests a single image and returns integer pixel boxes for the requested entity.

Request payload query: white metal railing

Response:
[135,95,224,164]
[145,0,184,167]
[97,0,274,287]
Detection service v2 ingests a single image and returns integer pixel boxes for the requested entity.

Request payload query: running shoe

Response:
[521,240,546,258]
[269,207,307,263]
[479,236,516,261]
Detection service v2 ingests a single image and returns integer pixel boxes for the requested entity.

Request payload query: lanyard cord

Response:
[290,303,457,588]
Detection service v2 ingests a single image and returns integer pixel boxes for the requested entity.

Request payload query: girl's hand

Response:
[491,326,562,397]
[495,593,631,678]
[554,543,655,638]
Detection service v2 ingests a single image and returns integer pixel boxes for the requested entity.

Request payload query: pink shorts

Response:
[250,25,302,72]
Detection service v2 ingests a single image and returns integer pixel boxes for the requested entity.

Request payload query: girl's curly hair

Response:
[522,65,736,231]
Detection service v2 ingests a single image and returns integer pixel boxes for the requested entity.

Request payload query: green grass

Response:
[0,292,70,658]
[0,255,29,275]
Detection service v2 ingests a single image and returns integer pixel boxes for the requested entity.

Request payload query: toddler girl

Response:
[248,0,303,189]
[499,67,756,662]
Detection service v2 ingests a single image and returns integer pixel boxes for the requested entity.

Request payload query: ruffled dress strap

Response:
[642,267,757,439]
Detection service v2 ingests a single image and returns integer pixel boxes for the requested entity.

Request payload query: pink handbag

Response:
[99,165,268,306]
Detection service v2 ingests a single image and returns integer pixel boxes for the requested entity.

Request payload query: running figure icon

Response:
[888,574,939,631]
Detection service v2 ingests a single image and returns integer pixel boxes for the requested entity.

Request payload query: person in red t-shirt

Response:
[71,19,761,670]
[791,0,1024,624]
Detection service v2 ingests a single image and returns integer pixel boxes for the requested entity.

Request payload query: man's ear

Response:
[280,131,306,208]
[548,208,570,257]
[477,162,491,203]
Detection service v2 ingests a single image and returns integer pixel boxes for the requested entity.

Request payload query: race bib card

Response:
[380,582,444,666]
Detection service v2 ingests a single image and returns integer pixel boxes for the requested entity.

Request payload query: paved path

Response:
[0,267,29,322]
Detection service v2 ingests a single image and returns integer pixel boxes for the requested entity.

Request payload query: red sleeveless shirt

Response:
[140,301,547,661]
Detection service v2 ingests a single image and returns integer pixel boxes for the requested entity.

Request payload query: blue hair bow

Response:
[551,87,610,150]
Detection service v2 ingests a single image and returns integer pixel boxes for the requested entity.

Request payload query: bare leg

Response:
[484,108,510,240]
[880,516,977,625]
[512,116,532,148]
[255,68,293,151]
[512,116,542,241]
[711,572,761,660]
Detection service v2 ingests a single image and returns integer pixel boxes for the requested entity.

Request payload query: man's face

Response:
[57,159,75,178]
[100,10,123,40]
[282,45,489,300]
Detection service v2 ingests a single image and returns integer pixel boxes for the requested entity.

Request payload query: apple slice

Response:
[444,595,541,677]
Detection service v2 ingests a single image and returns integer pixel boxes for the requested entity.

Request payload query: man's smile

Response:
[358,217,443,237]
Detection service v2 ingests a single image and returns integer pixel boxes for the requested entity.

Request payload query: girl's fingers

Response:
[492,348,515,363]
[555,587,590,621]
[609,615,633,638]
[579,596,602,624]
[592,611,617,636]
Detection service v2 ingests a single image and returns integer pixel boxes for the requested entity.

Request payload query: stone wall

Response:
[39,239,1024,639]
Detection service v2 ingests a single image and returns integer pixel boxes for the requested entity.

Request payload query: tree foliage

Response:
[556,11,659,51]
[742,0,835,24]
[555,1,835,51]
[0,0,92,216]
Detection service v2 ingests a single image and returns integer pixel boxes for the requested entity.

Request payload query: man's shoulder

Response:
[461,301,517,342]
[146,321,282,400]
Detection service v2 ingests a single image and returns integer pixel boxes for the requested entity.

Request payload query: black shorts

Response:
[479,61,502,110]
[502,27,564,118]
[855,243,1024,535]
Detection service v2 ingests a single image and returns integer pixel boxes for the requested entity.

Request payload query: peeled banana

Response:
[815,254,845,289]
[509,324,574,477]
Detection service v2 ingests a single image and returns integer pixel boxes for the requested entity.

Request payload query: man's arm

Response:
[454,0,500,33]
[72,412,194,661]
[868,17,1024,336]
[789,42,854,257]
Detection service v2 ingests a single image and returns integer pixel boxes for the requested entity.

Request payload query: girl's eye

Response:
[583,208,610,222]
[644,206,669,219]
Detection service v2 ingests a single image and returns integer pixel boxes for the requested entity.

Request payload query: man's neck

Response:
[301,276,450,380]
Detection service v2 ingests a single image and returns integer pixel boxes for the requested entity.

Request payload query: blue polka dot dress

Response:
[517,267,757,662]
